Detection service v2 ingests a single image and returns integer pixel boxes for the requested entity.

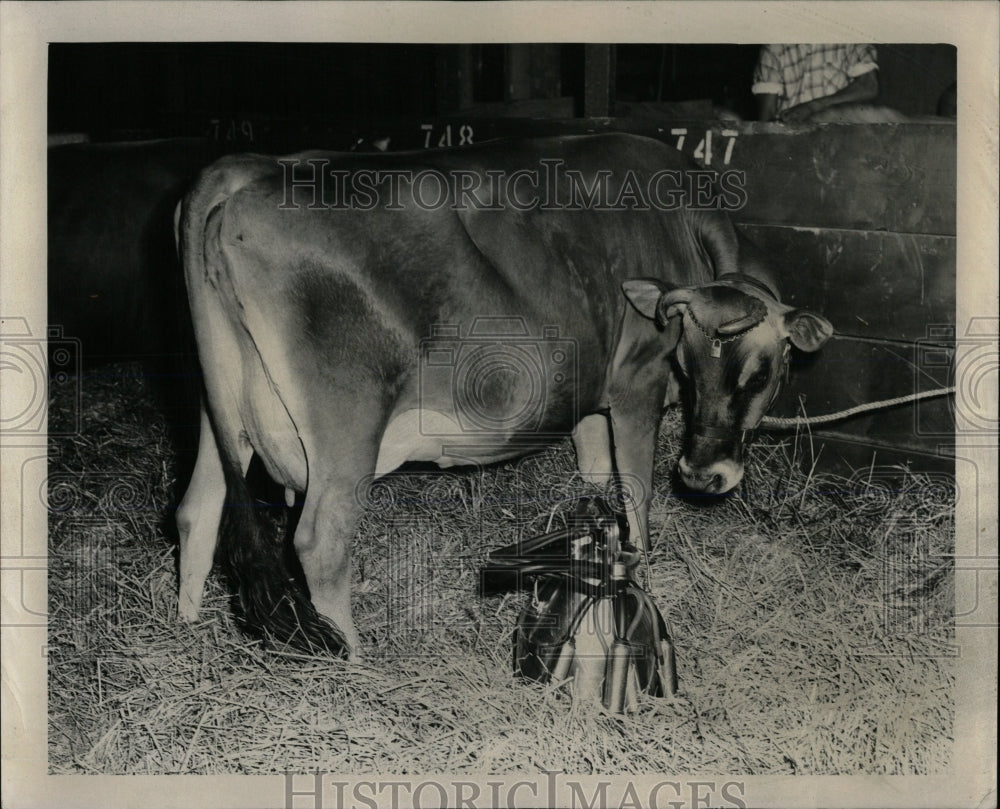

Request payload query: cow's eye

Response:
[744,366,770,393]
[674,346,690,377]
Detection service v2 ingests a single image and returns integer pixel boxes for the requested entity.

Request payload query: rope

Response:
[760,386,956,429]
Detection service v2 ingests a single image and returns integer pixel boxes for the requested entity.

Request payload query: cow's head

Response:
[623,276,833,494]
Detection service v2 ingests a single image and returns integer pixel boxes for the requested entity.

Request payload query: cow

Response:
[174,133,833,658]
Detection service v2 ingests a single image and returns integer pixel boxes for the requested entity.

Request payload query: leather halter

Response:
[685,274,789,447]
[685,291,767,359]
[709,273,792,385]
[691,421,753,446]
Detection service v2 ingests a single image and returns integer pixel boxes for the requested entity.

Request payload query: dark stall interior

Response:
[49,43,956,145]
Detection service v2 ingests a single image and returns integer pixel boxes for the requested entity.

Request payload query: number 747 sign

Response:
[671,128,740,166]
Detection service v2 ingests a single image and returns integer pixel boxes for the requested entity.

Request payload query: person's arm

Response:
[752,46,783,122]
[756,93,779,122]
[780,66,878,122]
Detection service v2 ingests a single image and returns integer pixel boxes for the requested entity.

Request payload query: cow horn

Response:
[656,287,695,328]
[660,288,694,308]
[716,312,761,335]
[716,298,767,335]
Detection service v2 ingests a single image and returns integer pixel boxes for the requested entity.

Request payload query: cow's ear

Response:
[622,279,667,320]
[622,280,693,327]
[782,309,834,352]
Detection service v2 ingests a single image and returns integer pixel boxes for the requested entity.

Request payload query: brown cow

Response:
[175,133,832,656]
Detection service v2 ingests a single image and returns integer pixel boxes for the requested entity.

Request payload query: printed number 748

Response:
[421,123,475,149]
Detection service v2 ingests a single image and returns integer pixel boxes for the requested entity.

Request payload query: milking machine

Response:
[481,496,677,713]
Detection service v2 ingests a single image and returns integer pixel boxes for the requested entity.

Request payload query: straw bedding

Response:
[48,364,954,774]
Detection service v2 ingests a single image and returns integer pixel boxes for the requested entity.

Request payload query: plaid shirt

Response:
[752,45,878,113]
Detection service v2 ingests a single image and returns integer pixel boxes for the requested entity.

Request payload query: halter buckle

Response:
[710,338,723,358]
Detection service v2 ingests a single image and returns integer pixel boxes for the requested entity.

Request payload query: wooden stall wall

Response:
[706,122,957,475]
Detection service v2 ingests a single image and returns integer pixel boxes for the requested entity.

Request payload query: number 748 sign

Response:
[422,123,475,148]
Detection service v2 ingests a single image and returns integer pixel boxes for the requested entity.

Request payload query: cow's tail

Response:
[177,156,349,658]
[218,460,349,657]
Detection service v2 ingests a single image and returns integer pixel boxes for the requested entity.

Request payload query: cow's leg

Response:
[176,403,251,622]
[610,410,658,551]
[608,366,667,551]
[572,413,614,486]
[292,473,365,656]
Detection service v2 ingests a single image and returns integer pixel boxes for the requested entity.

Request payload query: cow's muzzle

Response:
[678,456,743,494]
[678,423,748,494]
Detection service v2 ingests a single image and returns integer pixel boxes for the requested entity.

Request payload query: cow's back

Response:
[183,134,740,482]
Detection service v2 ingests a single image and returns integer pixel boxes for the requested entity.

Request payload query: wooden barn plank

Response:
[769,334,956,465]
[717,123,956,235]
[584,46,616,118]
[738,224,955,341]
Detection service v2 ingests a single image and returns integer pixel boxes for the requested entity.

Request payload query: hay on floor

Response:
[48,364,954,774]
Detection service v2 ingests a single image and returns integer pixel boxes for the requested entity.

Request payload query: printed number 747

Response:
[671,129,739,166]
